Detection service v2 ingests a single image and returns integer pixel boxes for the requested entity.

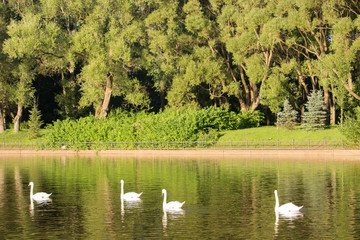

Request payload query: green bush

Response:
[341,107,360,143]
[44,107,263,148]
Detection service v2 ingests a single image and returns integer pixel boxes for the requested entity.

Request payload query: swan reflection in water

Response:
[274,210,303,236]
[29,198,53,217]
[162,208,185,234]
[120,197,142,222]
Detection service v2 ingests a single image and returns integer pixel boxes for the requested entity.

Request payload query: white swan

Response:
[28,182,52,201]
[274,190,303,213]
[162,189,185,211]
[120,180,142,201]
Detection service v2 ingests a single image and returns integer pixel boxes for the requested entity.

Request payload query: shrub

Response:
[341,107,360,143]
[237,110,264,129]
[44,107,263,148]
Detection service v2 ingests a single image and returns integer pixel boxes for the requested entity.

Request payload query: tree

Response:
[3,6,66,131]
[28,102,43,139]
[0,2,14,132]
[302,90,327,130]
[277,99,298,129]
[275,0,360,125]
[1,0,360,127]
[219,0,281,112]
[144,0,186,110]
[72,0,150,118]
[318,4,360,126]
[10,62,35,132]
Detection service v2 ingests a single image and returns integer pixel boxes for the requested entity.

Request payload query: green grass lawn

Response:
[218,126,345,141]
[0,129,47,143]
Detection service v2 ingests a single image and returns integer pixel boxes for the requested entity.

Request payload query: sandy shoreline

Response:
[0,149,359,160]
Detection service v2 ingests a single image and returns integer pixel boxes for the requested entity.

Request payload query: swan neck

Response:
[121,181,124,197]
[275,191,280,209]
[30,184,33,198]
[162,191,167,209]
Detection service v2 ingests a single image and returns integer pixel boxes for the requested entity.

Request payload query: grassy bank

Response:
[0,126,345,143]
[0,129,47,143]
[218,126,345,141]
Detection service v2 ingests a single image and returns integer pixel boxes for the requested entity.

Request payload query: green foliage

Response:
[341,107,360,143]
[237,110,264,128]
[277,99,298,129]
[28,102,43,139]
[44,107,263,148]
[2,0,360,131]
[302,90,327,130]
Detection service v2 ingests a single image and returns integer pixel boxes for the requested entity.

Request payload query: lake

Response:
[0,155,359,239]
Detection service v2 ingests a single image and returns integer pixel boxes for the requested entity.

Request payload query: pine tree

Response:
[28,102,43,139]
[302,90,327,130]
[276,99,298,129]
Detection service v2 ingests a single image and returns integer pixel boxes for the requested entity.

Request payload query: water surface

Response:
[0,156,359,239]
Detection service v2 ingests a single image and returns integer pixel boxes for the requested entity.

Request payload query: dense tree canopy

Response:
[1,0,360,131]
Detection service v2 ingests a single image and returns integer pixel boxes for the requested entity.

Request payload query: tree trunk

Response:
[330,103,336,125]
[330,86,336,126]
[238,95,248,111]
[296,68,309,96]
[98,76,113,119]
[13,104,23,133]
[344,74,360,100]
[266,108,271,126]
[340,106,343,128]
[0,110,5,133]
[250,74,268,112]
[322,85,336,125]
[160,80,165,111]
[239,66,250,106]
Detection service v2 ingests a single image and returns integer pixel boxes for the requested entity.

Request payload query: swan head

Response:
[162,189,166,195]
[28,182,34,187]
[121,180,124,184]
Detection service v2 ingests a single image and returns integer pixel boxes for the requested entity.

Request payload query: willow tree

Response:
[319,2,360,126]
[164,0,230,109]
[155,0,278,111]
[218,0,284,112]
[144,0,190,110]
[318,24,356,126]
[3,14,40,132]
[72,0,150,118]
[38,0,95,120]
[272,0,336,121]
[0,2,13,132]
[3,0,69,131]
